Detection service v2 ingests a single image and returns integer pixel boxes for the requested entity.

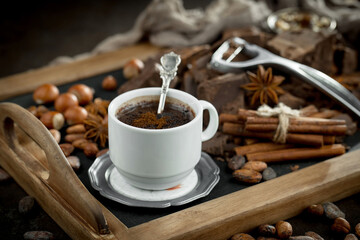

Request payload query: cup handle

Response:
[199,100,219,142]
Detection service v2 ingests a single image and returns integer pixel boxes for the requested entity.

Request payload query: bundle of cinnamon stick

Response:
[220,105,347,163]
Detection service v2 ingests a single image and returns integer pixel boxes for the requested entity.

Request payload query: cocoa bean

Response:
[306,204,324,216]
[258,224,276,236]
[322,202,345,219]
[356,223,360,237]
[72,138,90,150]
[18,196,35,214]
[289,237,313,240]
[242,161,267,172]
[233,169,262,183]
[96,148,109,158]
[345,234,358,240]
[276,221,293,239]
[84,143,99,158]
[23,231,54,240]
[305,231,324,240]
[66,156,81,171]
[331,217,350,234]
[59,143,74,157]
[66,124,86,134]
[65,133,84,143]
[231,233,255,240]
[228,155,245,171]
[0,168,11,182]
[262,167,277,181]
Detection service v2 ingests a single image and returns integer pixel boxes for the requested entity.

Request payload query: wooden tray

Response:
[1,44,360,240]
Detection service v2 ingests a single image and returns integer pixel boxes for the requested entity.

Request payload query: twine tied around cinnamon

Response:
[256,103,300,144]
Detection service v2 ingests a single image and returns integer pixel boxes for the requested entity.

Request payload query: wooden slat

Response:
[0,43,161,100]
[130,149,360,240]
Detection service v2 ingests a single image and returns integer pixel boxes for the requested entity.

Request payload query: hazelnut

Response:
[49,129,61,143]
[28,105,49,118]
[68,84,93,105]
[33,83,59,104]
[123,58,144,79]
[84,143,99,158]
[59,143,74,157]
[276,221,293,239]
[102,75,117,91]
[66,156,81,171]
[40,111,65,130]
[64,106,88,125]
[54,93,79,112]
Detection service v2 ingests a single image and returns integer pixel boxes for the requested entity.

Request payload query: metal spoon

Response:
[157,52,181,114]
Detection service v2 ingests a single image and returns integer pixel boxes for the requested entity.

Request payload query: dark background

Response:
[0,0,212,78]
[1,1,360,240]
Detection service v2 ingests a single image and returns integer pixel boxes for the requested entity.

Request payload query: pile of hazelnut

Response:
[28,75,118,171]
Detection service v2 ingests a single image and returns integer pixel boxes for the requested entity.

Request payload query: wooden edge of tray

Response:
[0,43,161,101]
[130,149,360,240]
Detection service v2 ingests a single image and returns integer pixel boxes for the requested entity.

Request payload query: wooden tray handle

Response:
[0,102,110,235]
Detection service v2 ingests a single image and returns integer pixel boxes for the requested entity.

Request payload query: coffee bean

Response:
[356,223,360,237]
[0,168,11,182]
[233,169,262,184]
[262,167,277,181]
[228,155,246,171]
[306,204,324,216]
[331,217,350,234]
[231,233,255,240]
[289,236,314,240]
[322,202,345,219]
[345,234,358,240]
[305,231,324,240]
[18,196,35,214]
[23,231,54,240]
[276,221,293,239]
[258,224,276,236]
[242,161,267,172]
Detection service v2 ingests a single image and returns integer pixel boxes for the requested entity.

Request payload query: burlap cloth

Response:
[49,0,360,66]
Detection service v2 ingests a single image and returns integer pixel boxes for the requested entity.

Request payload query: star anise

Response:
[242,65,285,105]
[84,113,108,148]
[85,98,110,118]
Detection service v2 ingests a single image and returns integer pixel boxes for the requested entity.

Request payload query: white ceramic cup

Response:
[108,87,219,190]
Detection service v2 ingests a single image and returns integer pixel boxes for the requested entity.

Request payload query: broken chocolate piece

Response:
[197,73,247,114]
[202,131,229,156]
[267,29,336,75]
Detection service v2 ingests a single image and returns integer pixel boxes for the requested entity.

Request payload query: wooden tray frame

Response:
[1,44,360,240]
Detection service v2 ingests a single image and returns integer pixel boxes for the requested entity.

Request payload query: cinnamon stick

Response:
[308,109,341,119]
[299,105,319,117]
[246,144,345,162]
[219,113,242,124]
[245,123,347,135]
[234,142,295,156]
[223,122,325,147]
[245,116,346,126]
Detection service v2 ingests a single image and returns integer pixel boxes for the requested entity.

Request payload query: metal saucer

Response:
[88,152,220,208]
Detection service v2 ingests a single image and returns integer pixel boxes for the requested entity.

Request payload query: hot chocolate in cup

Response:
[108,87,219,190]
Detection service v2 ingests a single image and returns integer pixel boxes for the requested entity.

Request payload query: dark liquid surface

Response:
[116,100,195,129]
